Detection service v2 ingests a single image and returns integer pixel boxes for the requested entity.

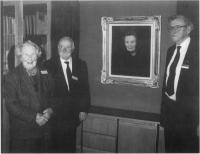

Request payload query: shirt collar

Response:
[176,37,190,49]
[60,57,72,64]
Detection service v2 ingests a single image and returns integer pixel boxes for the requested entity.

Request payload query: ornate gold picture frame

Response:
[101,16,161,88]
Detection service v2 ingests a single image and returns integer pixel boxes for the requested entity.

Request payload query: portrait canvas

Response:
[101,16,161,87]
[111,26,151,77]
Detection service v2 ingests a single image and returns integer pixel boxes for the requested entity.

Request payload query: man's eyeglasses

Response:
[59,46,72,50]
[168,25,187,32]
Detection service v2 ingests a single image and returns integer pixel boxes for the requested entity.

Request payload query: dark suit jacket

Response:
[4,64,55,139]
[160,38,199,133]
[44,55,90,127]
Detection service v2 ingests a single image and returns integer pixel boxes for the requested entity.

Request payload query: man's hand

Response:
[36,113,48,126]
[43,108,53,120]
[79,112,88,121]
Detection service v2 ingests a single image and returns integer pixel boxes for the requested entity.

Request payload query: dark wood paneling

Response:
[2,99,10,152]
[177,1,199,40]
[89,106,160,122]
[51,1,80,58]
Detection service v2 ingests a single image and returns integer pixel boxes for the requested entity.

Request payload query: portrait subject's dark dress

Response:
[112,48,150,77]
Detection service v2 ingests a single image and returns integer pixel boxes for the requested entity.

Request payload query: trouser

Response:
[161,95,199,153]
[164,127,198,153]
[10,137,45,153]
[51,124,77,153]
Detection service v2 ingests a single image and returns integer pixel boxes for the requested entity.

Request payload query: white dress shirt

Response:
[165,37,190,101]
[60,57,72,91]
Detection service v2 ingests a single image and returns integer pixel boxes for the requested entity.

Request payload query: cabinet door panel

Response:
[118,120,157,153]
[83,132,116,152]
[83,114,117,136]
[158,126,165,152]
[82,147,108,153]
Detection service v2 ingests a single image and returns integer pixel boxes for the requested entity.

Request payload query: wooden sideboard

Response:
[76,106,165,153]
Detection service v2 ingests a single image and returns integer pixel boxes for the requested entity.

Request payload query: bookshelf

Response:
[2,1,51,74]
[2,3,16,74]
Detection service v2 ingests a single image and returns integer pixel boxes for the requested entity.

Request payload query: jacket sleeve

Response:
[45,73,61,115]
[191,46,199,127]
[78,61,91,113]
[160,46,174,126]
[4,74,37,124]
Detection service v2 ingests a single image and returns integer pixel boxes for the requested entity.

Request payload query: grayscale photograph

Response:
[1,0,199,153]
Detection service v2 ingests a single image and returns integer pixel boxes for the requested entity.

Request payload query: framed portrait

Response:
[101,16,161,88]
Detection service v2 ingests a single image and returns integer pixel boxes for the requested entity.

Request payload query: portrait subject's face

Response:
[21,45,37,71]
[58,39,74,60]
[169,18,190,44]
[124,35,137,53]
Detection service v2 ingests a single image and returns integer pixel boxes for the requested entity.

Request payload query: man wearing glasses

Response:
[160,15,199,152]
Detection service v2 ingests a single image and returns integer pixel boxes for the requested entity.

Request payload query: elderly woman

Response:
[4,41,54,153]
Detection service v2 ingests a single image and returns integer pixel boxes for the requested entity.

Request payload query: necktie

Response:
[65,61,72,90]
[166,46,181,96]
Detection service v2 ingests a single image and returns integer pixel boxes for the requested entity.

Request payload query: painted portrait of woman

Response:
[111,26,151,77]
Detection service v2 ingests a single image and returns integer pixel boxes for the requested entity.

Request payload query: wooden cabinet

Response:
[78,113,118,152]
[77,112,165,153]
[118,118,158,152]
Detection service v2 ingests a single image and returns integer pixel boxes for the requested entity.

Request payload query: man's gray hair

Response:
[168,15,194,31]
[58,36,75,50]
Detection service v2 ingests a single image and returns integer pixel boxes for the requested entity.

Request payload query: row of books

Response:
[3,16,16,36]
[24,11,48,36]
[3,34,15,74]
[3,11,48,74]
[3,11,48,36]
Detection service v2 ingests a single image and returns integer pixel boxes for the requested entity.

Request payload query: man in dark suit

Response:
[160,15,199,152]
[45,36,90,152]
[4,41,54,152]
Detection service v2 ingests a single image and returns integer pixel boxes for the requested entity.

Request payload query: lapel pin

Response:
[40,70,48,74]
[181,65,189,69]
[72,75,78,80]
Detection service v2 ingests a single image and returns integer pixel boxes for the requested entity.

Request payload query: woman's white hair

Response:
[16,40,42,58]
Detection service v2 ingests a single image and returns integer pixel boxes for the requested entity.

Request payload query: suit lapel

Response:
[163,45,176,90]
[176,40,193,93]
[182,40,193,66]
[72,56,78,77]
[55,57,69,91]
[69,56,80,92]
